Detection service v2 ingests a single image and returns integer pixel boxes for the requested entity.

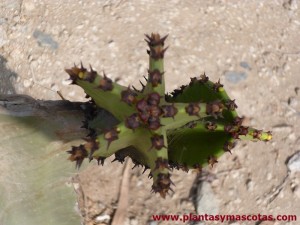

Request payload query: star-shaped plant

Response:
[66,33,272,198]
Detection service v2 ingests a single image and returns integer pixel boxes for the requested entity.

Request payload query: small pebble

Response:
[24,2,35,11]
[293,185,300,199]
[256,197,262,204]
[33,29,58,49]
[0,17,7,24]
[288,97,298,108]
[62,79,72,86]
[224,71,247,83]
[95,214,110,223]
[286,151,300,173]
[234,198,241,204]
[148,221,158,225]
[232,170,240,179]
[129,218,138,225]
[196,181,219,215]
[288,133,296,141]
[108,39,115,48]
[0,27,8,48]
[239,61,251,70]
[246,179,254,191]
[68,91,76,97]
[23,78,33,88]
[267,172,272,181]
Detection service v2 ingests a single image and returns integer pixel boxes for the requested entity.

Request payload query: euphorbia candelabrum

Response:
[66,33,272,198]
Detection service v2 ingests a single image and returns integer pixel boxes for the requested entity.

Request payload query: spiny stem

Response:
[143,33,167,96]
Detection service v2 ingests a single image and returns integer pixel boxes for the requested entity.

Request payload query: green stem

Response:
[77,79,135,121]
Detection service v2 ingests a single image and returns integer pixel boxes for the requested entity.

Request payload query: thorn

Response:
[193,163,202,173]
[185,103,200,117]
[65,66,82,83]
[198,72,209,83]
[213,79,224,92]
[150,134,165,150]
[136,99,148,112]
[170,86,186,98]
[238,126,249,136]
[179,164,189,172]
[132,85,140,92]
[252,129,262,139]
[148,116,162,130]
[205,121,217,131]
[132,163,139,169]
[139,80,145,88]
[111,158,118,163]
[149,105,163,117]
[160,34,169,45]
[223,141,236,154]
[154,157,169,170]
[148,69,163,87]
[67,145,88,169]
[233,116,244,126]
[139,110,151,123]
[125,113,141,130]
[189,77,198,86]
[162,46,168,56]
[265,131,272,141]
[225,99,238,111]
[145,33,168,46]
[83,137,99,160]
[115,77,121,82]
[111,153,126,164]
[142,166,149,174]
[231,131,240,139]
[170,179,176,187]
[155,173,172,198]
[161,104,178,118]
[97,157,106,166]
[104,127,120,150]
[147,92,161,105]
[206,101,225,118]
[121,87,137,105]
[208,156,218,167]
[98,71,113,91]
[84,65,97,83]
[224,124,235,133]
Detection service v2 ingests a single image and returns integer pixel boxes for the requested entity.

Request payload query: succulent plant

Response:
[66,33,272,198]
